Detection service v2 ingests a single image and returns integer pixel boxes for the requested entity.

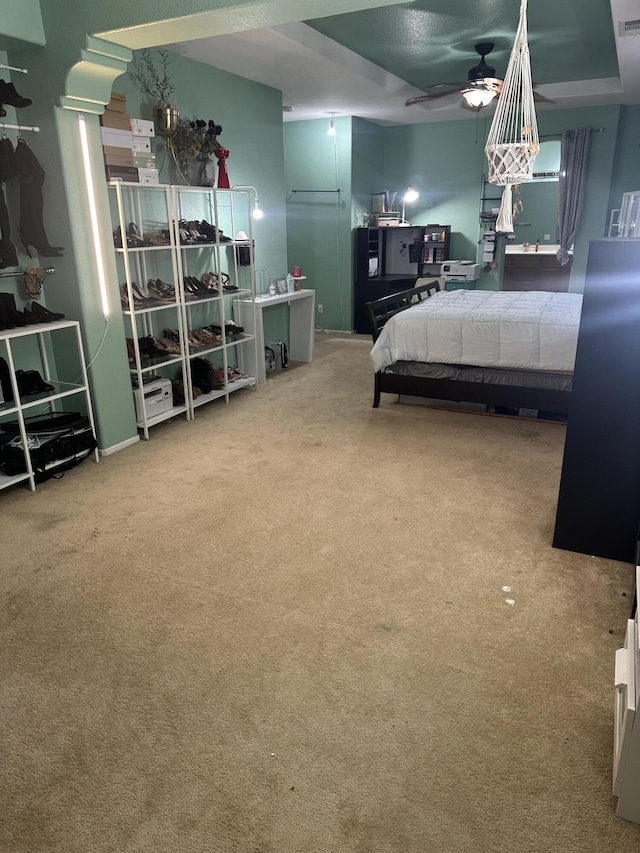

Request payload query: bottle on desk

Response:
[286,273,295,293]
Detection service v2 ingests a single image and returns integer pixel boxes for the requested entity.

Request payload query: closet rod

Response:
[0,267,54,279]
[290,189,341,193]
[0,123,39,133]
[0,63,27,74]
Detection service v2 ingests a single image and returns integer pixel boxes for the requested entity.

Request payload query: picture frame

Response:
[276,278,287,294]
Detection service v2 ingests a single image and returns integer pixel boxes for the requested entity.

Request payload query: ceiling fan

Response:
[405,42,551,110]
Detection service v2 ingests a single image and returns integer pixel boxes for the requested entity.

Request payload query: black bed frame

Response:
[365,281,572,414]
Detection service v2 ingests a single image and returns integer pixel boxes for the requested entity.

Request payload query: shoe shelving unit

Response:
[0,320,100,491]
[108,182,257,439]
[173,186,257,413]
[109,182,190,440]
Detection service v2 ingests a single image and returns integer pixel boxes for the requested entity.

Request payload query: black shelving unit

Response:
[353,225,450,334]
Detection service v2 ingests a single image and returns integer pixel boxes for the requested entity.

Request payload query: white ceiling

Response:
[166,0,640,126]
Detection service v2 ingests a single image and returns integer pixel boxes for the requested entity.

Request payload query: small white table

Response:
[239,288,315,384]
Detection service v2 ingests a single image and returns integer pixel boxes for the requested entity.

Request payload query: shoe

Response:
[0,291,29,326]
[148,279,176,301]
[0,80,32,109]
[158,337,181,354]
[126,222,147,248]
[31,301,65,322]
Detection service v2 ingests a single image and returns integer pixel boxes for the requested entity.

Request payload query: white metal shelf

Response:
[109,182,258,434]
[0,320,99,492]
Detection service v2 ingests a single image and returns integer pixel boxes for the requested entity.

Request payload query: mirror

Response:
[512,141,561,246]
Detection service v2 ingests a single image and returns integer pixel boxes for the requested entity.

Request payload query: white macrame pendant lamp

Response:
[485,0,539,232]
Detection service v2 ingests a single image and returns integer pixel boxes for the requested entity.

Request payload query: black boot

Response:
[31,301,65,322]
[0,291,30,326]
[0,80,31,109]
[14,139,64,258]
[0,295,15,329]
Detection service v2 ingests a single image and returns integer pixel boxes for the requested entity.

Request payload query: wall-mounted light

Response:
[328,112,336,136]
[78,113,109,317]
[463,87,497,110]
[401,186,420,225]
[231,185,263,219]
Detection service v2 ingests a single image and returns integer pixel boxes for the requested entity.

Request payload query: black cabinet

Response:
[503,253,572,292]
[553,239,640,563]
[354,225,450,334]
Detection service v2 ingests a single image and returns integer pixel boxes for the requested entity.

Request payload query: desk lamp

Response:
[401,186,419,225]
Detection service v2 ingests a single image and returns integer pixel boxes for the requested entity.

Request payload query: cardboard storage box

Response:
[100,127,133,149]
[103,146,134,168]
[100,109,132,131]
[106,92,127,113]
[105,164,139,183]
[130,118,155,137]
[131,138,151,154]
[138,167,160,185]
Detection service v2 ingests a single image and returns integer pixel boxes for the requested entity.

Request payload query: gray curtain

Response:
[556,127,592,265]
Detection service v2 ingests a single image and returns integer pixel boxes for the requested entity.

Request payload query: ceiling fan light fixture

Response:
[463,88,497,109]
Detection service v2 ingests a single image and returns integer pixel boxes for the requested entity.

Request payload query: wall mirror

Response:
[512,141,561,246]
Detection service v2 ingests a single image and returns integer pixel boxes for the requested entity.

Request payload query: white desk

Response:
[239,288,315,384]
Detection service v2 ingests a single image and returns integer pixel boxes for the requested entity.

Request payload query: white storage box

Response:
[133,377,172,422]
[138,167,160,185]
[132,152,156,169]
[100,127,133,149]
[130,118,155,137]
[131,138,152,154]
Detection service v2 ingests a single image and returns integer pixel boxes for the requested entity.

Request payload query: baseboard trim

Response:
[99,434,140,456]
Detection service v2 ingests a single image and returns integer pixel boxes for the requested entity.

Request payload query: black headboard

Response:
[365,279,442,342]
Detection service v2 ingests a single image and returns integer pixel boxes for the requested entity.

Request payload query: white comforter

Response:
[370,289,583,373]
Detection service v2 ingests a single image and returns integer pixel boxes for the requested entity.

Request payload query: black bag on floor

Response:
[0,411,96,481]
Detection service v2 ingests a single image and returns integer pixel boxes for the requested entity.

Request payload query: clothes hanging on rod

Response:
[0,136,18,268]
[13,139,64,258]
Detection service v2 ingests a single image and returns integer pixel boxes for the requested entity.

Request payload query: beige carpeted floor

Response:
[1,333,638,852]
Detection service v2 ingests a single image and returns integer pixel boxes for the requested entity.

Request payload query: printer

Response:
[440,260,481,282]
[132,376,173,423]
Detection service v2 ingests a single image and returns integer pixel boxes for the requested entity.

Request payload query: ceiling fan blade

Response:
[426,81,468,91]
[533,90,555,104]
[405,88,464,106]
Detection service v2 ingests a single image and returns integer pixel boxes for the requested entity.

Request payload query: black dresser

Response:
[553,238,640,563]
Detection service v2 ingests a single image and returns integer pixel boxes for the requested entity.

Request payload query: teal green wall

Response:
[351,118,385,228]
[284,116,352,331]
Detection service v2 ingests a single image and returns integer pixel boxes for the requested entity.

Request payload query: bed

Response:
[366,281,582,414]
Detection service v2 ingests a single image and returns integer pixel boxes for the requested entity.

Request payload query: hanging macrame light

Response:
[485,0,539,232]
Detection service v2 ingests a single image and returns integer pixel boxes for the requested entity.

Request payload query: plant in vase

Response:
[173,118,229,187]
[129,48,179,143]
